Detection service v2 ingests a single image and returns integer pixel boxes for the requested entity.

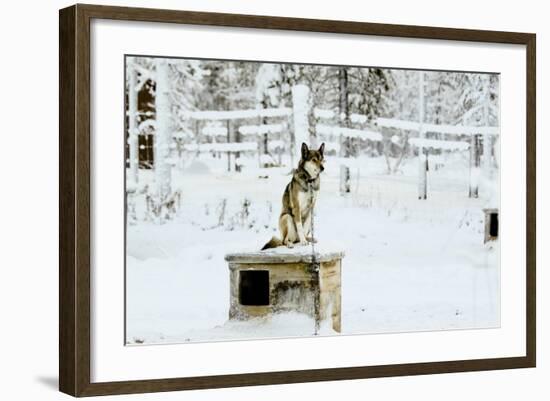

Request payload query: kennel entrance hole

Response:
[489,213,499,237]
[483,208,499,243]
[239,270,269,306]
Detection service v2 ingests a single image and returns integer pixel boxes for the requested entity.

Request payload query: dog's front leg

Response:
[295,221,307,246]
[295,222,307,246]
[291,204,307,246]
[303,212,313,241]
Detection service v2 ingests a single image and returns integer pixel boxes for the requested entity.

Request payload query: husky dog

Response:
[262,142,325,250]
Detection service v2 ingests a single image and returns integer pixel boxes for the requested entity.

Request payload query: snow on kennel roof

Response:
[409,138,470,151]
[226,243,345,264]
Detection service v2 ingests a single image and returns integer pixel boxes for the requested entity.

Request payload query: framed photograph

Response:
[59,4,536,397]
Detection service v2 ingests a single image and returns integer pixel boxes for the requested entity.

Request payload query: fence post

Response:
[418,71,427,200]
[339,67,351,194]
[482,77,493,176]
[226,120,231,172]
[469,134,481,198]
[292,84,310,162]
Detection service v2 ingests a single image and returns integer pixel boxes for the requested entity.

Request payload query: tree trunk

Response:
[339,67,351,194]
[261,99,269,167]
[226,120,231,172]
[418,151,428,200]
[127,62,139,185]
[482,80,492,176]
[418,71,427,200]
[235,123,242,171]
[154,59,172,198]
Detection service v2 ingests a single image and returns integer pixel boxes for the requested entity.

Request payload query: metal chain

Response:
[309,182,316,264]
[309,182,320,335]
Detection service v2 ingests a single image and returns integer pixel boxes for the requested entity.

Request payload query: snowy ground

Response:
[126,152,500,345]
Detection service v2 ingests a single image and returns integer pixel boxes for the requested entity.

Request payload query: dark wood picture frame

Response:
[59,3,536,397]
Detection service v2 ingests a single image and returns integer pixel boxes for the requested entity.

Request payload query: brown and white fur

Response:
[262,142,325,250]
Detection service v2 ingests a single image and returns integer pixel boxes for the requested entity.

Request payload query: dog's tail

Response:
[261,236,282,250]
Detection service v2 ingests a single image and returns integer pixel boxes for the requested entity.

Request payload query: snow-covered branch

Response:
[314,108,336,119]
[374,117,499,136]
[238,124,285,135]
[316,124,382,141]
[409,138,470,151]
[182,108,292,121]
[183,142,258,152]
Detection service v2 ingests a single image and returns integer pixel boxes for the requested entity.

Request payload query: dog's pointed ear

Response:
[319,142,325,156]
[301,143,309,158]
